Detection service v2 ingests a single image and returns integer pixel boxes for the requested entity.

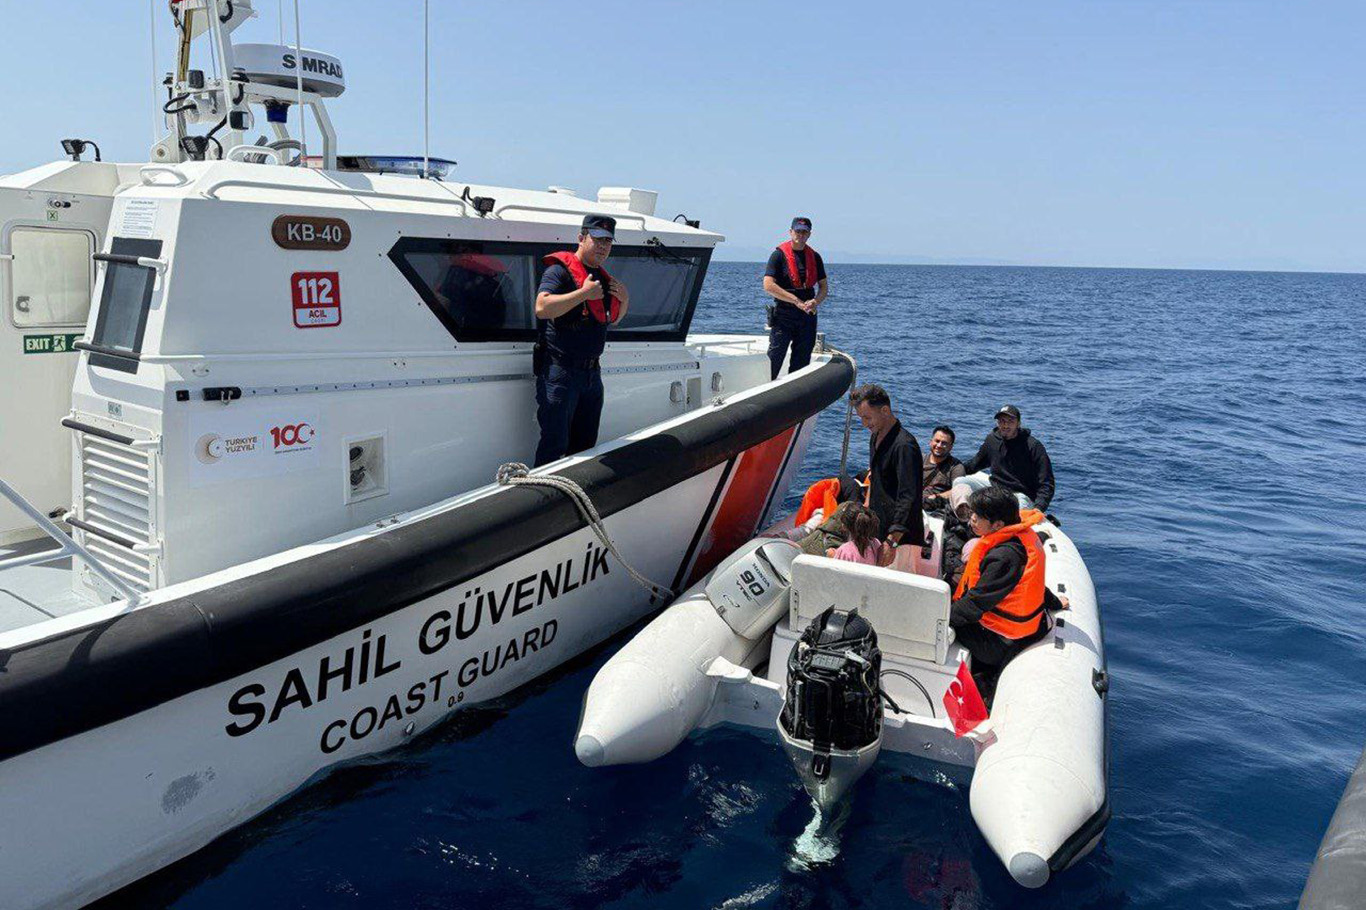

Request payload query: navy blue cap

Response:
[582,214,617,239]
[791,217,812,231]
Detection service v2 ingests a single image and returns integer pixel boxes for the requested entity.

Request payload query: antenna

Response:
[293,0,306,159]
[423,0,430,180]
[149,0,158,148]
[278,0,284,44]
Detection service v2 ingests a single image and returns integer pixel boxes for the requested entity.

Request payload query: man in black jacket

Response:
[960,405,1056,512]
[851,384,924,549]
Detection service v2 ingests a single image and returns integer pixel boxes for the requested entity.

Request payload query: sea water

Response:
[97,263,1366,909]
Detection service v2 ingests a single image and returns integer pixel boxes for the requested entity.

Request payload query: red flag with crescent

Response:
[943,660,989,737]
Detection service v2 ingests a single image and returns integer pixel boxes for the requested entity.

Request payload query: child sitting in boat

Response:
[828,504,882,565]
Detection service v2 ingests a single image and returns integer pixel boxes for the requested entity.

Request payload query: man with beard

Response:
[922,425,966,512]
[959,405,1056,511]
[850,383,924,552]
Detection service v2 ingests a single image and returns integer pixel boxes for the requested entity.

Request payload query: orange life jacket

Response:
[954,509,1047,639]
[543,251,620,324]
[778,241,819,290]
[794,477,842,527]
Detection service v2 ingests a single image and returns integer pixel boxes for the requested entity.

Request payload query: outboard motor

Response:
[778,607,883,810]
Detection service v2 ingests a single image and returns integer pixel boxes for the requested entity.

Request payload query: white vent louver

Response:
[78,435,156,593]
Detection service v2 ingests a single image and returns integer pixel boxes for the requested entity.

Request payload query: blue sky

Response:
[1,1,1361,272]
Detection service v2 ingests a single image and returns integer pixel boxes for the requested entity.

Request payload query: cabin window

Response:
[88,237,161,372]
[603,243,709,338]
[388,239,539,342]
[388,238,710,343]
[7,227,94,327]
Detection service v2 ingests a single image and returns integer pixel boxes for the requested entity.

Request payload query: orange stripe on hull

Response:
[688,426,797,586]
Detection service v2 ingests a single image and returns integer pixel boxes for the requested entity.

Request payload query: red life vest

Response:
[778,241,819,290]
[954,509,1047,639]
[543,251,620,325]
[793,477,842,527]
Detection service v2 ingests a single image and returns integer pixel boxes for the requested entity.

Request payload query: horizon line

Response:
[709,257,1365,277]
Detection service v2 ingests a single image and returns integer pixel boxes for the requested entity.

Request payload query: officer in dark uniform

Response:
[533,214,630,466]
[762,216,828,380]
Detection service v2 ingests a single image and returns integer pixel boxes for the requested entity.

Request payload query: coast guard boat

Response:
[0,2,852,907]
[576,511,1111,887]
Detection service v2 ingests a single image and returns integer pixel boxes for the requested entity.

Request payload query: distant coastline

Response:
[711,252,1363,276]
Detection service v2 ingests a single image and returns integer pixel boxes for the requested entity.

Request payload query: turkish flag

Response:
[943,660,989,737]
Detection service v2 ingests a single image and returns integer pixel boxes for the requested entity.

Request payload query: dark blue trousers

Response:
[768,305,818,380]
[534,362,605,467]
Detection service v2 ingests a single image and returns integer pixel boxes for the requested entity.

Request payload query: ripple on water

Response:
[94,264,1366,910]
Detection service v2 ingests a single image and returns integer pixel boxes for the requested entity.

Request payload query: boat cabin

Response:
[0,0,787,629]
[61,163,773,602]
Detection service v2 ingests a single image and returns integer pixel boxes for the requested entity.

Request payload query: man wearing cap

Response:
[762,217,828,380]
[957,405,1056,512]
[532,214,630,466]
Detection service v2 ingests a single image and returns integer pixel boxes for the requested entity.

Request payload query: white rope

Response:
[496,463,675,601]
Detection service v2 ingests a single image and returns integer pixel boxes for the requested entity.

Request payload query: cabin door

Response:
[0,222,96,544]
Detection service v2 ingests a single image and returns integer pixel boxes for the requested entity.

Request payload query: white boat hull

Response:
[0,356,848,910]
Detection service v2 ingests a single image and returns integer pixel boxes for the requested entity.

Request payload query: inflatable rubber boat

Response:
[1300,744,1366,910]
[575,515,1110,887]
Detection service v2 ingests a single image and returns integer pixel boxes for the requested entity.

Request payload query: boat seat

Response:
[789,554,952,664]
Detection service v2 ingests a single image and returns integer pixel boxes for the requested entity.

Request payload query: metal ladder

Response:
[0,477,141,604]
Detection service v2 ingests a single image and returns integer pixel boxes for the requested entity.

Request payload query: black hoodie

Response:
[962,428,1055,511]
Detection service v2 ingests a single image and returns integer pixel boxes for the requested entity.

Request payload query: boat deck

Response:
[0,540,94,635]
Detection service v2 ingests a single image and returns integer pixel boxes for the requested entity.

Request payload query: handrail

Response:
[201,178,470,215]
[93,252,167,272]
[225,144,286,165]
[73,340,141,364]
[0,478,140,604]
[60,417,136,446]
[138,347,525,363]
[492,201,649,229]
[139,165,190,187]
[66,517,138,550]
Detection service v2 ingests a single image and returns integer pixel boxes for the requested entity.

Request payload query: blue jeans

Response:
[768,304,818,380]
[534,362,604,467]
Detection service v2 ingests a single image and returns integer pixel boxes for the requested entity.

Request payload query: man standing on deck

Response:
[958,405,1056,511]
[532,214,630,467]
[762,217,828,380]
[851,384,924,550]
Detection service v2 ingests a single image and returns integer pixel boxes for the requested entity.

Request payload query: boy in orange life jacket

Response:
[951,485,1066,699]
[762,217,828,380]
[532,214,631,466]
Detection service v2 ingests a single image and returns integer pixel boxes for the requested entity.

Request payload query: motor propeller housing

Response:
[779,607,884,808]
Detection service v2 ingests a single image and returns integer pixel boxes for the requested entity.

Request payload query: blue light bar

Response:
[335,155,457,179]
